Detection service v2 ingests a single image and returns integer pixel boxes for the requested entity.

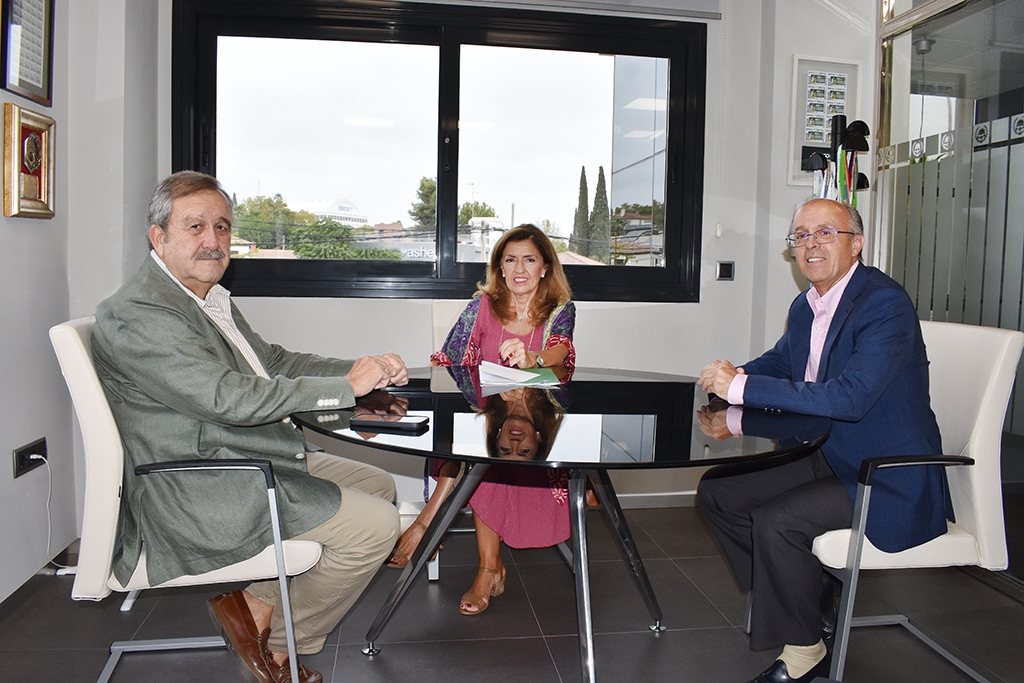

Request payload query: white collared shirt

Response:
[804,260,859,381]
[150,251,270,379]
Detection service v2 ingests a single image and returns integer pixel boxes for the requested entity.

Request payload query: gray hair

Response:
[794,197,864,235]
[147,171,233,231]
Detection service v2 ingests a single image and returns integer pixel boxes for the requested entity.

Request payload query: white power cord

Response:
[29,454,77,575]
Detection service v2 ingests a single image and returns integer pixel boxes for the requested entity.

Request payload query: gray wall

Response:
[0,0,879,603]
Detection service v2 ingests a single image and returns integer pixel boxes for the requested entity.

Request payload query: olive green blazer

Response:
[93,256,359,585]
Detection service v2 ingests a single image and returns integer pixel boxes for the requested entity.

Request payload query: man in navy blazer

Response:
[697,199,951,683]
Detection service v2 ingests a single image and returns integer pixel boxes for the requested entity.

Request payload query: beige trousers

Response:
[247,452,399,654]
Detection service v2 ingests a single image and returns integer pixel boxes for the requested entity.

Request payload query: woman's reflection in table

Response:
[482,386,566,461]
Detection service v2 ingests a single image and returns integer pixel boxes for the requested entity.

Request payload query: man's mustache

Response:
[195,249,226,259]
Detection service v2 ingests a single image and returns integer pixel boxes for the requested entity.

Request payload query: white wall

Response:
[0,0,880,603]
[0,4,74,602]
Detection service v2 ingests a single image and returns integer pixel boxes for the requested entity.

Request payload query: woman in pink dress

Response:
[386,224,576,615]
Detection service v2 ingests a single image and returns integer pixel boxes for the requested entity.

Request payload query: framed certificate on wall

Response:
[788,56,860,186]
[1,0,53,107]
[4,101,54,217]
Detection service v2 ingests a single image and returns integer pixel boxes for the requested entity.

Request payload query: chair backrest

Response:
[49,317,122,601]
[432,299,470,350]
[920,320,1024,569]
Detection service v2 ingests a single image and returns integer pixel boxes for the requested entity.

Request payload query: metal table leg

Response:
[363,461,489,655]
[568,471,596,683]
[590,469,664,630]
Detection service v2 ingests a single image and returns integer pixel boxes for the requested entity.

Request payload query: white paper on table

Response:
[478,360,560,387]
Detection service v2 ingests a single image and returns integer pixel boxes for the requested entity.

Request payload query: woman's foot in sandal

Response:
[387,520,428,568]
[459,565,506,615]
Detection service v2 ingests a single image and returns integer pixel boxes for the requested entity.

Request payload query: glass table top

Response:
[292,366,831,470]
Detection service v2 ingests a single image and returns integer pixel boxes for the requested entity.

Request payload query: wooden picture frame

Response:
[4,101,53,218]
[1,0,54,107]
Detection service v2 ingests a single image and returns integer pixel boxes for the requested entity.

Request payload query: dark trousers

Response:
[697,451,853,651]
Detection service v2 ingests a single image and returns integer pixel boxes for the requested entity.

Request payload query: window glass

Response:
[456,45,614,263]
[611,55,669,268]
[217,37,440,262]
[456,47,668,268]
[177,0,707,300]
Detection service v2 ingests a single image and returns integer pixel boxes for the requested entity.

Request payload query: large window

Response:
[173,0,707,300]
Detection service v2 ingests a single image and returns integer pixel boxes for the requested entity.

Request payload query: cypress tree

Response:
[589,166,610,263]
[570,166,589,255]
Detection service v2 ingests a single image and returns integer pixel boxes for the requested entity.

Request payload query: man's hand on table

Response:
[698,359,743,398]
[345,353,409,395]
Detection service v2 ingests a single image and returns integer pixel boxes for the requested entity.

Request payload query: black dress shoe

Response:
[820,574,841,651]
[744,658,829,683]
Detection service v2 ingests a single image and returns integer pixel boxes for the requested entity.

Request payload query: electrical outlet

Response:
[13,437,46,478]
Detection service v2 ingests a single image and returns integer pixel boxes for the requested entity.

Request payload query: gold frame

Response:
[4,101,53,218]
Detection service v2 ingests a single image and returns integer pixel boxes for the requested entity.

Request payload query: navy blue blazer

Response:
[740,265,952,553]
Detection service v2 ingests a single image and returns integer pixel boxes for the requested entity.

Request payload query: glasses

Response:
[785,226,858,248]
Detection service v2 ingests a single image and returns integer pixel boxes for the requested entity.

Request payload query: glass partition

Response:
[877,0,1024,581]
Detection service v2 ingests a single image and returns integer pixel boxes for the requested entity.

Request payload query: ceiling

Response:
[906,0,1024,101]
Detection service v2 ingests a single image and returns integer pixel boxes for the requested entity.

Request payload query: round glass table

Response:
[293,366,831,683]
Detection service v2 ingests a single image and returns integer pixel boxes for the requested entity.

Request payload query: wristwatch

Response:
[533,353,544,368]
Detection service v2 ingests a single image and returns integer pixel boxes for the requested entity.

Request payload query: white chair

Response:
[405,300,473,578]
[812,320,1024,682]
[432,299,470,357]
[50,317,323,683]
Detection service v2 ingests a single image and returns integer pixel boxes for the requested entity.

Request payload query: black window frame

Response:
[172,0,707,301]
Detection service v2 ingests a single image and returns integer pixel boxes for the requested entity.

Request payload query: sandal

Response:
[387,520,428,568]
[459,566,506,615]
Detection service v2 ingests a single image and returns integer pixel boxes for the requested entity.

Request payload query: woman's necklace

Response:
[513,299,530,322]
[498,323,537,363]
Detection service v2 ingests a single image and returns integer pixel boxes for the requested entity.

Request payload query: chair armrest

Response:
[135,458,276,490]
[858,455,974,486]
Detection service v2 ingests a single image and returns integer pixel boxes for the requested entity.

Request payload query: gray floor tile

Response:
[547,629,774,683]
[4,507,1024,683]
[675,554,749,626]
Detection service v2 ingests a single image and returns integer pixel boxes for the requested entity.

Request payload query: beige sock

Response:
[778,639,827,679]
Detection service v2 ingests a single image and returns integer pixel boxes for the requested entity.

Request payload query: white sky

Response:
[216,37,614,235]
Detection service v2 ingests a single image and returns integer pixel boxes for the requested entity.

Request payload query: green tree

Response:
[408,177,437,229]
[290,218,355,259]
[291,217,402,260]
[651,198,665,233]
[539,219,567,254]
[613,200,663,233]
[589,166,610,263]
[351,246,404,260]
[233,195,314,249]
[569,166,589,255]
[458,201,496,226]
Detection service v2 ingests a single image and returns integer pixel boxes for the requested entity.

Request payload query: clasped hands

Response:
[697,359,744,399]
[498,338,537,369]
[346,352,409,396]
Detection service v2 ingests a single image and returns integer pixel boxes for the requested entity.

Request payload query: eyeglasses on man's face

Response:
[785,226,859,248]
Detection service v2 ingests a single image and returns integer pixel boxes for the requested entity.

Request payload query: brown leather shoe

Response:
[256,628,323,683]
[208,590,273,683]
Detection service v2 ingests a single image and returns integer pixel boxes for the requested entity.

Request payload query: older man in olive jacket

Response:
[92,171,405,683]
